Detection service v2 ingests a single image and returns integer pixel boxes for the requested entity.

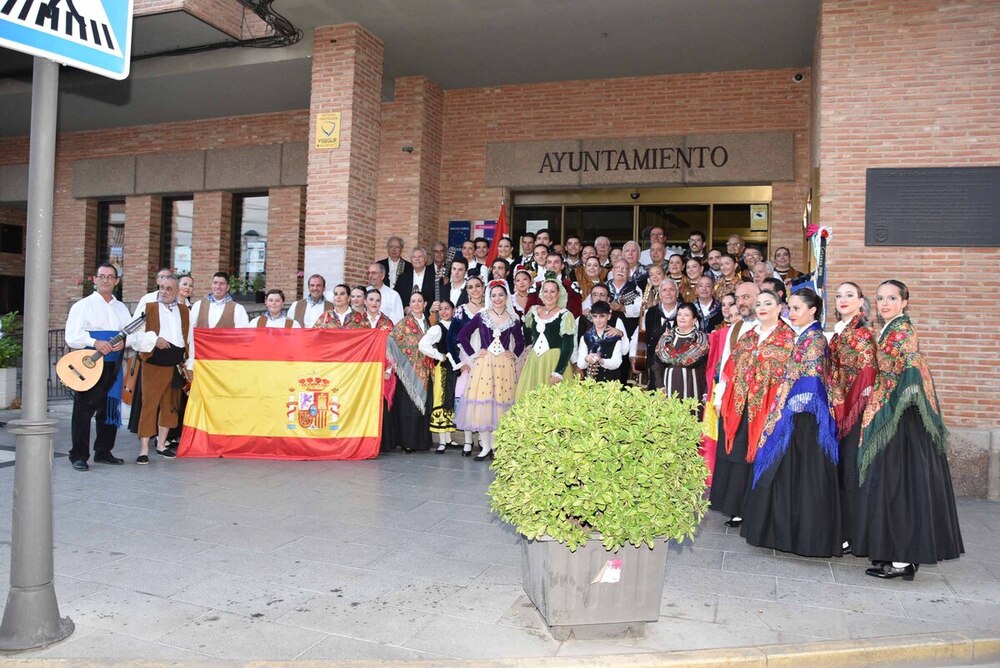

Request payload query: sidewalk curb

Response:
[2,628,998,666]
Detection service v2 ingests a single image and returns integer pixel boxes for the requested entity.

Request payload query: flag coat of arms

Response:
[178,328,388,460]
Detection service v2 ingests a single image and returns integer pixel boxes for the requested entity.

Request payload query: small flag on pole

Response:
[485,202,508,267]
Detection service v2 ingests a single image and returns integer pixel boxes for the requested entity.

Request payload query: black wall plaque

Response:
[865,167,1000,247]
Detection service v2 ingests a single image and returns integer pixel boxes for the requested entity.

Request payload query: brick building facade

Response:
[0,0,997,487]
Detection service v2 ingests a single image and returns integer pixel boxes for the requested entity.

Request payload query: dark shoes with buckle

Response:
[71,459,89,471]
[866,562,918,581]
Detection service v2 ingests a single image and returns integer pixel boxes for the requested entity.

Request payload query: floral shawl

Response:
[828,313,877,439]
[754,322,839,486]
[721,320,794,462]
[859,315,946,483]
[655,327,709,368]
[392,315,434,388]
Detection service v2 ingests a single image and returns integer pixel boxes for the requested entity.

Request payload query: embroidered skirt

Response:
[429,363,456,434]
[454,353,517,432]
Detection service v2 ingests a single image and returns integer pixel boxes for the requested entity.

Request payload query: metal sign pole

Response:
[0,57,74,651]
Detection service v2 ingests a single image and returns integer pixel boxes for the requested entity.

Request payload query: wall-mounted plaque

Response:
[865,167,1000,247]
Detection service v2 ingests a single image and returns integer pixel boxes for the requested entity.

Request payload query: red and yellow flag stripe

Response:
[178,328,388,460]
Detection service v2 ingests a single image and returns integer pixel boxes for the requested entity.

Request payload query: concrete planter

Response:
[0,367,17,408]
[521,535,667,640]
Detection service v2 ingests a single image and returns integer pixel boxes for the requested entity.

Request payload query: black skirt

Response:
[852,406,964,565]
[709,413,751,518]
[838,420,862,544]
[387,388,432,452]
[740,413,843,558]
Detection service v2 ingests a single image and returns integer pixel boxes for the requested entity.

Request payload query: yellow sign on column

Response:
[315,112,341,149]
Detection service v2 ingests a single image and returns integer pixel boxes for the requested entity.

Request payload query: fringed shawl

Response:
[753,322,839,486]
[859,316,946,484]
[828,313,877,439]
[721,320,794,462]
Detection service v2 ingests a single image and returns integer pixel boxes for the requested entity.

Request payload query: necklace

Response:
[540,305,559,318]
[491,307,507,318]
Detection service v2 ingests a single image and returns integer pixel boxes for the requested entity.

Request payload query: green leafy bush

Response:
[0,311,24,368]
[490,379,709,552]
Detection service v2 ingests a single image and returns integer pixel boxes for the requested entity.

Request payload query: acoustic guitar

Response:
[430,246,457,326]
[56,314,146,392]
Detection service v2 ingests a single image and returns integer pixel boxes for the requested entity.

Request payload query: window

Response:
[96,201,125,299]
[161,197,193,274]
[232,194,269,291]
[564,206,634,248]
[0,224,23,255]
[638,205,709,251]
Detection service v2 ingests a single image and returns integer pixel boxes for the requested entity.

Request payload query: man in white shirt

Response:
[287,274,333,327]
[65,263,133,470]
[467,237,490,282]
[129,275,189,463]
[712,281,761,410]
[187,272,250,370]
[367,263,404,324]
[377,236,411,291]
[639,226,666,266]
[441,257,469,309]
[397,247,436,307]
[136,267,175,309]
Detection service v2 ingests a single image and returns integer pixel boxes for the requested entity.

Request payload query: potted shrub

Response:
[490,379,708,640]
[0,312,23,408]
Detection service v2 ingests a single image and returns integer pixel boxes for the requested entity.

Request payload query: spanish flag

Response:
[178,329,388,460]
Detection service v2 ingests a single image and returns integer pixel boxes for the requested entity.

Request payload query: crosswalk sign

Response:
[0,0,134,80]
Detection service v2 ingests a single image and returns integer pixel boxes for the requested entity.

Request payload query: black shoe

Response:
[155,448,176,459]
[866,563,917,581]
[136,455,149,465]
[724,517,742,528]
[842,542,852,555]
[475,450,493,461]
[94,454,124,465]
[435,445,447,454]
[461,448,473,457]
[71,459,89,471]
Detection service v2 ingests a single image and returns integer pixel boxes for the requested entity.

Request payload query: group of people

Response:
[66,226,963,580]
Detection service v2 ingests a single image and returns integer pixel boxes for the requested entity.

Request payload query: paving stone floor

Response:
[0,403,997,661]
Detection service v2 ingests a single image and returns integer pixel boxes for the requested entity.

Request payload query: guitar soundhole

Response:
[82,357,96,369]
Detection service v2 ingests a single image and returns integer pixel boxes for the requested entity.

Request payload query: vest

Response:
[195,299,236,328]
[434,322,450,356]
[142,301,189,363]
[255,316,294,329]
[292,299,334,326]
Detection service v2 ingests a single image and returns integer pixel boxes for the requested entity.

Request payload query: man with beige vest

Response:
[286,274,333,327]
[186,271,250,372]
[128,275,190,463]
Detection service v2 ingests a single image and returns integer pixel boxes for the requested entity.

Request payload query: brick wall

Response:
[305,24,384,286]
[134,0,267,39]
[816,0,1000,429]
[375,76,444,257]
[266,186,306,300]
[122,196,163,301]
[0,110,308,324]
[438,68,812,268]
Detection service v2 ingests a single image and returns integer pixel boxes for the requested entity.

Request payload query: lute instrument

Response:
[56,313,147,392]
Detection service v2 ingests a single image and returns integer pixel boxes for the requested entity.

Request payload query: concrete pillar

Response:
[266,186,306,300]
[305,24,384,287]
[123,195,162,302]
[376,75,444,255]
[192,191,233,295]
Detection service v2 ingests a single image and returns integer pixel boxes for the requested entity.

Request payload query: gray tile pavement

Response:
[0,402,996,662]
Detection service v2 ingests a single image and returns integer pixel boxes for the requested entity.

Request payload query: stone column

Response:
[123,195,162,302]
[376,76,444,255]
[192,191,233,294]
[305,24,384,287]
[266,186,306,300]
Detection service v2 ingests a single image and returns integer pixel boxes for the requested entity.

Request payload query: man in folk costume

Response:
[136,267,175,309]
[287,274,333,327]
[65,263,132,470]
[187,271,250,368]
[128,275,189,463]
[377,236,411,292]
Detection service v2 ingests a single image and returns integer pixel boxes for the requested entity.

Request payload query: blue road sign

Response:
[0,0,134,80]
